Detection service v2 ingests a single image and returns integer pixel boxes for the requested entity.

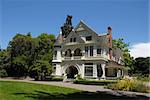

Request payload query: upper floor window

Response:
[97,48,101,55]
[74,48,82,56]
[73,38,76,42]
[65,49,72,57]
[86,36,92,41]
[85,46,93,57]
[70,38,76,42]
[85,46,88,57]
[90,46,93,56]
[70,38,73,42]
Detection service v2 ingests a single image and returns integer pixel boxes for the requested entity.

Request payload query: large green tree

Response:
[130,57,149,76]
[1,33,55,79]
[113,38,133,68]
[29,33,55,80]
[7,33,32,77]
[0,49,9,77]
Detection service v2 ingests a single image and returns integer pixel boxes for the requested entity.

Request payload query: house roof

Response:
[54,34,63,46]
[55,20,110,46]
[75,20,98,36]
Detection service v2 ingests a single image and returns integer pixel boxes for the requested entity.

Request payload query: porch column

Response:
[101,64,106,79]
[81,64,85,78]
[56,64,61,76]
[93,45,97,57]
[71,51,74,60]
[93,64,97,78]
[117,69,121,78]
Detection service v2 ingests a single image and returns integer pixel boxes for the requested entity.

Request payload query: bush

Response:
[50,77,63,81]
[136,75,150,82]
[74,79,117,85]
[0,69,8,77]
[106,78,149,93]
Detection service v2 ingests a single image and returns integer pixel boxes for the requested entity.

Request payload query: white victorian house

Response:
[52,17,124,80]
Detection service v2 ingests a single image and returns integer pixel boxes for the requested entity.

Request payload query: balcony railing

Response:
[64,56,82,60]
[64,57,71,60]
[63,54,109,61]
[74,56,82,59]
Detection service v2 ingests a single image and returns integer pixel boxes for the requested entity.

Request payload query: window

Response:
[52,64,56,75]
[53,51,57,60]
[70,38,72,42]
[73,38,76,42]
[65,49,72,57]
[86,36,92,41]
[85,46,93,57]
[85,46,88,57]
[74,48,82,56]
[85,63,93,76]
[90,46,93,56]
[54,51,57,57]
[97,48,101,55]
[70,38,76,42]
[97,64,102,77]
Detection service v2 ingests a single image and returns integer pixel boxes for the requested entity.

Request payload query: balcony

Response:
[62,54,109,61]
[64,57,71,60]
[63,56,82,60]
[74,56,82,59]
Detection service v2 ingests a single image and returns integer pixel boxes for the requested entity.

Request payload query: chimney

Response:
[108,26,112,34]
[107,26,113,60]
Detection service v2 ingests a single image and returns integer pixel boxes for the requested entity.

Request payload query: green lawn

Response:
[0,81,149,100]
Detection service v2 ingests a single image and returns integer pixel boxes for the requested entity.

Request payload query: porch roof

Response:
[106,61,124,69]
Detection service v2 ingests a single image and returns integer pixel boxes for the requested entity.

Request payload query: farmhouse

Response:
[52,16,124,80]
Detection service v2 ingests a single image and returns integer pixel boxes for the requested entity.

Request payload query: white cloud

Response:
[130,42,150,58]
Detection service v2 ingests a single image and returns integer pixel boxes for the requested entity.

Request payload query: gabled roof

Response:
[63,30,85,44]
[54,34,63,46]
[75,20,98,36]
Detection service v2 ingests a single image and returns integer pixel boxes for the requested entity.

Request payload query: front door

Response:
[66,66,78,79]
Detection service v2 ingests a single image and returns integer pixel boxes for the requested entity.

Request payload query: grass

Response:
[0,81,149,100]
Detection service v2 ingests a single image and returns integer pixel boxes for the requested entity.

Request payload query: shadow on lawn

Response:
[14,90,149,100]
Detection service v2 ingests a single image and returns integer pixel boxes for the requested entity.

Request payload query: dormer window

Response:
[70,38,73,42]
[86,36,92,41]
[73,38,76,42]
[70,38,76,42]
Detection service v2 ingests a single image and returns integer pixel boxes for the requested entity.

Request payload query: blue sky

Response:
[0,0,149,51]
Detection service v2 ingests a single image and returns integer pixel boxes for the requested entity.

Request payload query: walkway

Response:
[0,78,150,98]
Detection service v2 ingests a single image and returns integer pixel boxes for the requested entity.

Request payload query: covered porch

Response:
[104,61,124,80]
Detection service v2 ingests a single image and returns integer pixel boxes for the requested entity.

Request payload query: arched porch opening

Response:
[65,66,78,79]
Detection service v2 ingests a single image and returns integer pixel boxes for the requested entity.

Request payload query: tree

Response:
[130,57,149,76]
[113,38,133,67]
[7,33,32,77]
[30,60,52,80]
[0,50,9,77]
[4,33,55,79]
[29,33,54,79]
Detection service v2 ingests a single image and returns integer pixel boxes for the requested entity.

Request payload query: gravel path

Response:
[0,78,150,98]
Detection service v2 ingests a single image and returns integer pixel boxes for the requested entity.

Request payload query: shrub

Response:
[75,74,82,80]
[74,79,117,85]
[136,75,150,82]
[107,78,149,93]
[50,77,63,81]
[0,69,8,77]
